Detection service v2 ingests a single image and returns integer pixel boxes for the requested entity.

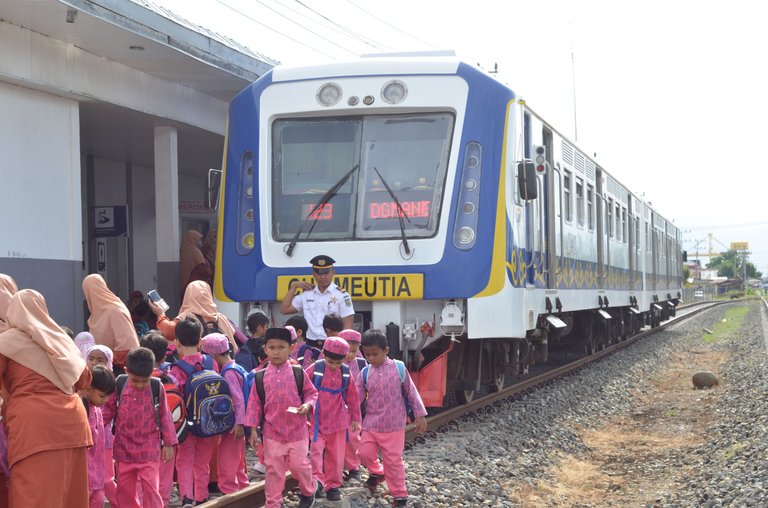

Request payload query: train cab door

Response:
[541,128,555,289]
[521,113,549,289]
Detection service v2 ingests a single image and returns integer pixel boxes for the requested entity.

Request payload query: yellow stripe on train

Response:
[277,274,423,301]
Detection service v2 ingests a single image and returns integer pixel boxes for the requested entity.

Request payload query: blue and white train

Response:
[214,53,683,406]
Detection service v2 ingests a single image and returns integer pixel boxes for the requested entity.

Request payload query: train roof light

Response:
[317,82,342,106]
[381,80,408,104]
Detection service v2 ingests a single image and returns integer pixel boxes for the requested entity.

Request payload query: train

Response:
[213,52,683,407]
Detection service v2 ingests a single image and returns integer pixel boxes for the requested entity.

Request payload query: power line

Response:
[339,0,441,50]
[214,0,341,59]
[284,0,396,52]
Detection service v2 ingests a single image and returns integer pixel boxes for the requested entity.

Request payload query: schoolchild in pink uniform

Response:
[288,315,320,370]
[85,344,120,506]
[338,329,367,480]
[358,330,428,507]
[140,331,179,507]
[245,328,319,508]
[168,317,216,506]
[201,334,249,494]
[80,365,116,508]
[102,347,177,508]
[305,337,361,501]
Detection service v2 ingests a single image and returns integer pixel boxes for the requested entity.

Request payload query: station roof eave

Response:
[1,0,277,102]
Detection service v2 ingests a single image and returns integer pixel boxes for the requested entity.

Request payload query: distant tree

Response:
[707,249,762,279]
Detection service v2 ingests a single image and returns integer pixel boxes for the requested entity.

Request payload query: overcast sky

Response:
[155,0,768,275]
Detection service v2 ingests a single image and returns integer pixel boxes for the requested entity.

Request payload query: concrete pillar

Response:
[154,125,181,312]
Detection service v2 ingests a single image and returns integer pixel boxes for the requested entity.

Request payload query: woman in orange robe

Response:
[82,273,140,370]
[0,274,18,508]
[0,289,93,507]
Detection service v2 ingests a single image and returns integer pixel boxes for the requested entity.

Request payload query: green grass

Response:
[702,306,748,343]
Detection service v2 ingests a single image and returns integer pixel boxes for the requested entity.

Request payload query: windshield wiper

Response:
[285,164,359,257]
[373,167,412,255]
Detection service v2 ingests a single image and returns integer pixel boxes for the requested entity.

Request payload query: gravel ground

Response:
[275,300,768,508]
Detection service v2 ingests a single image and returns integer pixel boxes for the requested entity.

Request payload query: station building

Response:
[0,0,274,328]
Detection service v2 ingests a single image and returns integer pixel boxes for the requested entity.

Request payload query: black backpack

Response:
[195,313,223,336]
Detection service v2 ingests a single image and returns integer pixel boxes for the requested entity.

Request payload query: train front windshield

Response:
[271,113,454,242]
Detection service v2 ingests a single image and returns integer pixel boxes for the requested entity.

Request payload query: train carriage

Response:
[214,52,683,406]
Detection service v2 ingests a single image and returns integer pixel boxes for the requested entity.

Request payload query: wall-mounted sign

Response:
[94,206,128,237]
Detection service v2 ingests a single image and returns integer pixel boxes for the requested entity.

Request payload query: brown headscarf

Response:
[178,280,237,352]
[180,230,207,292]
[82,274,139,353]
[0,289,85,394]
[0,274,18,334]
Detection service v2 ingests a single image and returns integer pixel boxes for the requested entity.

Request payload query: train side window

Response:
[607,198,614,238]
[615,202,621,242]
[587,184,595,230]
[575,177,584,226]
[563,170,572,223]
[621,207,627,244]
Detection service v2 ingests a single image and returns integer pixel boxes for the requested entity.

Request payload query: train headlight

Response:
[381,80,407,104]
[242,233,255,250]
[317,83,342,107]
[456,227,475,244]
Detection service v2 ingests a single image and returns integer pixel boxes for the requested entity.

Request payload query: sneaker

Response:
[195,499,209,506]
[394,497,408,507]
[326,487,341,501]
[208,481,222,494]
[314,479,325,498]
[181,497,194,508]
[252,461,267,474]
[344,469,361,481]
[297,493,316,508]
[365,474,381,493]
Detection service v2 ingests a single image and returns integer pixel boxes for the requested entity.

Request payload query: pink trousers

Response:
[344,424,362,471]
[310,429,346,490]
[104,446,118,507]
[175,435,215,502]
[89,489,104,508]
[115,460,162,508]
[263,438,314,508]
[358,430,407,498]
[159,446,175,506]
[217,431,249,494]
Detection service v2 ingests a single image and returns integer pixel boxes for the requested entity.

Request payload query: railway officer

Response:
[279,255,355,340]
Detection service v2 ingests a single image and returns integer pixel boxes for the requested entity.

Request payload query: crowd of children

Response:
[0,271,430,508]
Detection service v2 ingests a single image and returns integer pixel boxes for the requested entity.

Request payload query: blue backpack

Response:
[297,343,322,365]
[175,355,235,438]
[361,359,414,421]
[311,359,351,441]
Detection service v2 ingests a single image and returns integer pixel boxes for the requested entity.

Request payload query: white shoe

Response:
[252,461,267,474]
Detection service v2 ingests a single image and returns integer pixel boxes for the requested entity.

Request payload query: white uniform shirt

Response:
[291,282,355,339]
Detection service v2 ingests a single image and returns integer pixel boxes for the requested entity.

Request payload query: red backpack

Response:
[153,363,188,444]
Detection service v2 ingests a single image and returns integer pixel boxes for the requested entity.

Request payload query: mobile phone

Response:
[147,290,169,312]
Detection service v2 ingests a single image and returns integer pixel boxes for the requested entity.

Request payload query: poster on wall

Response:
[94,206,128,237]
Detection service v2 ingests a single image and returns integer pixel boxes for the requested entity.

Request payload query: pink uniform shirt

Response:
[102,380,178,462]
[305,362,361,435]
[221,360,246,425]
[358,357,427,433]
[86,403,105,491]
[244,362,318,444]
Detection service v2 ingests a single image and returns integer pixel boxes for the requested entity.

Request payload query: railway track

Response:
[199,300,724,508]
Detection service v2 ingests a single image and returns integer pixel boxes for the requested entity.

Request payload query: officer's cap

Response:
[310,255,335,273]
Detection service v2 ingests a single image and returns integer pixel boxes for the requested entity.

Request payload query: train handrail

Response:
[551,165,564,275]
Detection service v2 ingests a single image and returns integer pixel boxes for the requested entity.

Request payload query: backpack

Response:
[361,359,414,422]
[194,313,224,336]
[297,343,321,365]
[311,360,351,441]
[253,363,304,439]
[175,355,235,438]
[112,375,168,444]
[354,357,367,373]
[154,362,188,444]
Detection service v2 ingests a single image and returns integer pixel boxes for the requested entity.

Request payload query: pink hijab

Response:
[178,280,237,351]
[85,344,114,371]
[82,274,139,353]
[74,331,96,360]
[0,274,18,334]
[179,230,206,292]
[0,289,85,394]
